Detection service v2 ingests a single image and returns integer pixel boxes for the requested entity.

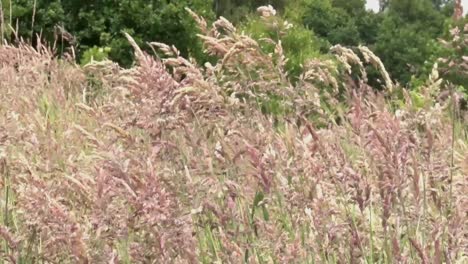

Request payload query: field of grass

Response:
[0,9,466,263]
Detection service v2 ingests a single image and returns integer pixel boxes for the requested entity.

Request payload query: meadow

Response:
[0,7,466,263]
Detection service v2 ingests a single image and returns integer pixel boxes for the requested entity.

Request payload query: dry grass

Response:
[0,7,466,264]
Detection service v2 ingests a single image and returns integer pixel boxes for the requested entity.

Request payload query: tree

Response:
[302,0,381,47]
[375,0,448,83]
[2,0,214,66]
[378,0,452,12]
[61,0,214,66]
[1,0,65,45]
[431,0,453,10]
[241,10,325,79]
[379,0,390,12]
[213,0,286,24]
[331,0,366,13]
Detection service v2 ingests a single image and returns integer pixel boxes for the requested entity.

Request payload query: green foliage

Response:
[1,0,64,43]
[213,0,286,24]
[298,0,458,86]
[374,0,449,84]
[241,13,324,80]
[302,0,381,48]
[62,0,214,66]
[438,18,468,89]
[2,0,214,66]
[331,0,366,13]
[1,0,463,89]
[80,46,111,66]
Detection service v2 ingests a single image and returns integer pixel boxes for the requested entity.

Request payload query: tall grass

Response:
[0,6,466,264]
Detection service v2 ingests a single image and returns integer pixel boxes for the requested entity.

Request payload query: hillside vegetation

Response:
[1,0,467,87]
[0,6,467,264]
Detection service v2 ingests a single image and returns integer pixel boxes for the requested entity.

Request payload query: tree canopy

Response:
[0,0,464,86]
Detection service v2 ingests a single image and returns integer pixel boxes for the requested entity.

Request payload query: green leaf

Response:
[262,205,269,221]
[253,191,264,208]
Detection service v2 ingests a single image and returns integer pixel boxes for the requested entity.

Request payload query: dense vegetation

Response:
[0,1,467,263]
[1,0,466,85]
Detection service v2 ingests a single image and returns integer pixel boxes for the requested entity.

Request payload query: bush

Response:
[2,0,214,66]
[80,46,111,66]
[241,11,327,80]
